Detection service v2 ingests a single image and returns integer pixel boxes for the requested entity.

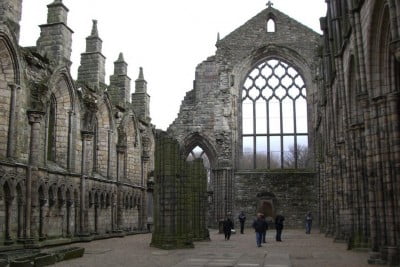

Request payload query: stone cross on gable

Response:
[266,1,273,8]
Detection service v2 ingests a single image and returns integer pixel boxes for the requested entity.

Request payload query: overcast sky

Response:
[19,0,327,130]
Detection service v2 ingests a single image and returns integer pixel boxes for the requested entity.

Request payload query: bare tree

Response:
[284,144,311,168]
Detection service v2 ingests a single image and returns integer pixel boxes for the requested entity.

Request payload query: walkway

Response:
[53,229,371,267]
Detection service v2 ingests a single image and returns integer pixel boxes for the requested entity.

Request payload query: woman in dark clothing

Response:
[223,217,234,240]
[275,214,285,241]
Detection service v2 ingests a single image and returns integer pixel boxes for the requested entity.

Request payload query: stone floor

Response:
[53,229,373,267]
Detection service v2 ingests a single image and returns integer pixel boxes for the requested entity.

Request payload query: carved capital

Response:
[81,130,94,140]
[8,83,21,91]
[27,110,45,124]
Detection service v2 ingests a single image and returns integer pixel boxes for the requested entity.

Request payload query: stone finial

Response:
[266,1,273,8]
[91,20,99,36]
[118,52,124,62]
[217,32,220,43]
[53,0,62,3]
[138,67,144,80]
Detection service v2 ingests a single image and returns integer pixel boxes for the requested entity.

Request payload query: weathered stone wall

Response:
[315,0,400,265]
[234,171,318,229]
[0,0,154,250]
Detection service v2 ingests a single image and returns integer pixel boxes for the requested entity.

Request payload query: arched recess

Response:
[118,112,141,184]
[183,132,217,169]
[95,97,113,177]
[368,1,392,97]
[46,69,75,169]
[0,32,21,158]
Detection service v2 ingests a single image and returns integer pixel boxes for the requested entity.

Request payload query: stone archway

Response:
[256,192,276,222]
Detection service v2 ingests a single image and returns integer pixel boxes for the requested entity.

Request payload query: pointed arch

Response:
[0,32,21,158]
[240,56,308,169]
[183,132,217,169]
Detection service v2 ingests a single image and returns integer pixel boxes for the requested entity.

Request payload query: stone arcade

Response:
[0,0,399,266]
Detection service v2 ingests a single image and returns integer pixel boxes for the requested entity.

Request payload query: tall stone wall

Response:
[315,0,400,265]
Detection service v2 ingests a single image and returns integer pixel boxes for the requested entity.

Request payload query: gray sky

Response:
[19,0,327,130]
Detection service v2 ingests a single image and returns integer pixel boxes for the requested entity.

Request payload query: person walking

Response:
[252,213,268,247]
[261,214,268,243]
[223,216,234,240]
[305,211,313,234]
[275,214,285,241]
[238,211,246,234]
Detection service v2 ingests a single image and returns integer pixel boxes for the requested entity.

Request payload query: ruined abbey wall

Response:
[0,0,154,248]
[168,6,321,227]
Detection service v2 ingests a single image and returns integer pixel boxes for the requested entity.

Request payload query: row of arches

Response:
[0,176,142,242]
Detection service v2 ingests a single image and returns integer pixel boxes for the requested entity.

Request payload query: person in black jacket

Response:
[223,216,234,240]
[252,213,268,247]
[238,211,246,234]
[275,214,285,241]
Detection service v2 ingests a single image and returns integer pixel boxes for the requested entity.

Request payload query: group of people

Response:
[222,211,313,247]
[252,212,285,247]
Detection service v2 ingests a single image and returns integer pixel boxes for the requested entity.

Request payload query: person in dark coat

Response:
[252,213,268,247]
[305,211,313,234]
[238,211,246,234]
[275,214,285,241]
[261,214,268,243]
[223,216,234,240]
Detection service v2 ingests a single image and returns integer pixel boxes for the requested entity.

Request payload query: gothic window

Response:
[47,95,56,161]
[241,58,308,169]
[186,146,211,185]
[267,18,276,32]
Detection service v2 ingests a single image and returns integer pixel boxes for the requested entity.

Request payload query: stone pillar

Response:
[7,84,20,158]
[151,131,193,249]
[107,130,113,179]
[26,111,45,241]
[67,110,73,171]
[79,131,93,236]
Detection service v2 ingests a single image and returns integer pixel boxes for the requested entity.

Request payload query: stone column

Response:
[116,145,126,231]
[67,110,73,171]
[80,131,93,236]
[26,111,45,241]
[107,130,113,179]
[7,83,20,158]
